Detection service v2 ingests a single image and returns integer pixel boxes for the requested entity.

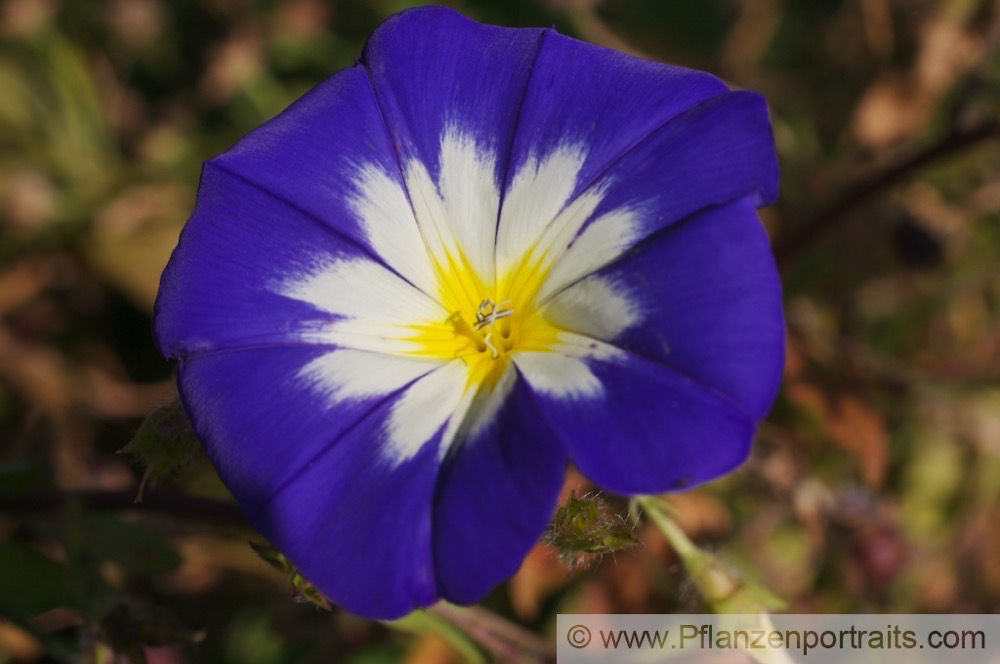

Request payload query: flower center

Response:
[449,298,514,359]
[403,251,561,392]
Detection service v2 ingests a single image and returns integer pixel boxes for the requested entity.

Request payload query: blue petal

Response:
[550,196,785,419]
[252,407,443,620]
[503,29,729,203]
[577,91,779,246]
[154,163,385,358]
[432,383,565,604]
[178,348,444,619]
[361,6,545,182]
[520,351,757,495]
[176,347,435,522]
[206,67,414,276]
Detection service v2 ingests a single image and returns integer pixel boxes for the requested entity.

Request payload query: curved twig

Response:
[775,118,1000,266]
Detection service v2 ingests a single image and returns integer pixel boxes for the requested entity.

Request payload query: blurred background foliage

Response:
[0,0,998,661]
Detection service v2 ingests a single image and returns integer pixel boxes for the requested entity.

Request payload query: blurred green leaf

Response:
[223,609,286,664]
[0,541,78,619]
[0,461,48,492]
[100,600,202,659]
[78,513,181,576]
[343,645,407,664]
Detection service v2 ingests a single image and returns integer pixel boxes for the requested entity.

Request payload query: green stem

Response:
[635,495,699,560]
[388,602,555,664]
[636,495,785,613]
[388,608,487,663]
[637,496,794,664]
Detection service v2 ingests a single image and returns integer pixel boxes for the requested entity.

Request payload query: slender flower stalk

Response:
[637,495,793,664]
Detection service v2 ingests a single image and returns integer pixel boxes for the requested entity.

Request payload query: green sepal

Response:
[545,491,637,568]
[118,399,202,501]
[249,541,331,610]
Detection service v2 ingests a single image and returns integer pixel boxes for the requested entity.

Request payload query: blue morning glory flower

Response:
[154,6,783,619]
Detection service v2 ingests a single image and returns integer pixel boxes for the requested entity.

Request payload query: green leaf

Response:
[119,399,203,501]
[78,514,181,576]
[222,609,286,664]
[0,541,78,619]
[0,461,48,492]
[100,600,203,658]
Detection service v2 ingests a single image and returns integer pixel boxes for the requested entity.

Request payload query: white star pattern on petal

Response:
[278,130,643,463]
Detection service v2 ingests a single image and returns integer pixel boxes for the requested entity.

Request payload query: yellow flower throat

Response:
[404,250,561,391]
